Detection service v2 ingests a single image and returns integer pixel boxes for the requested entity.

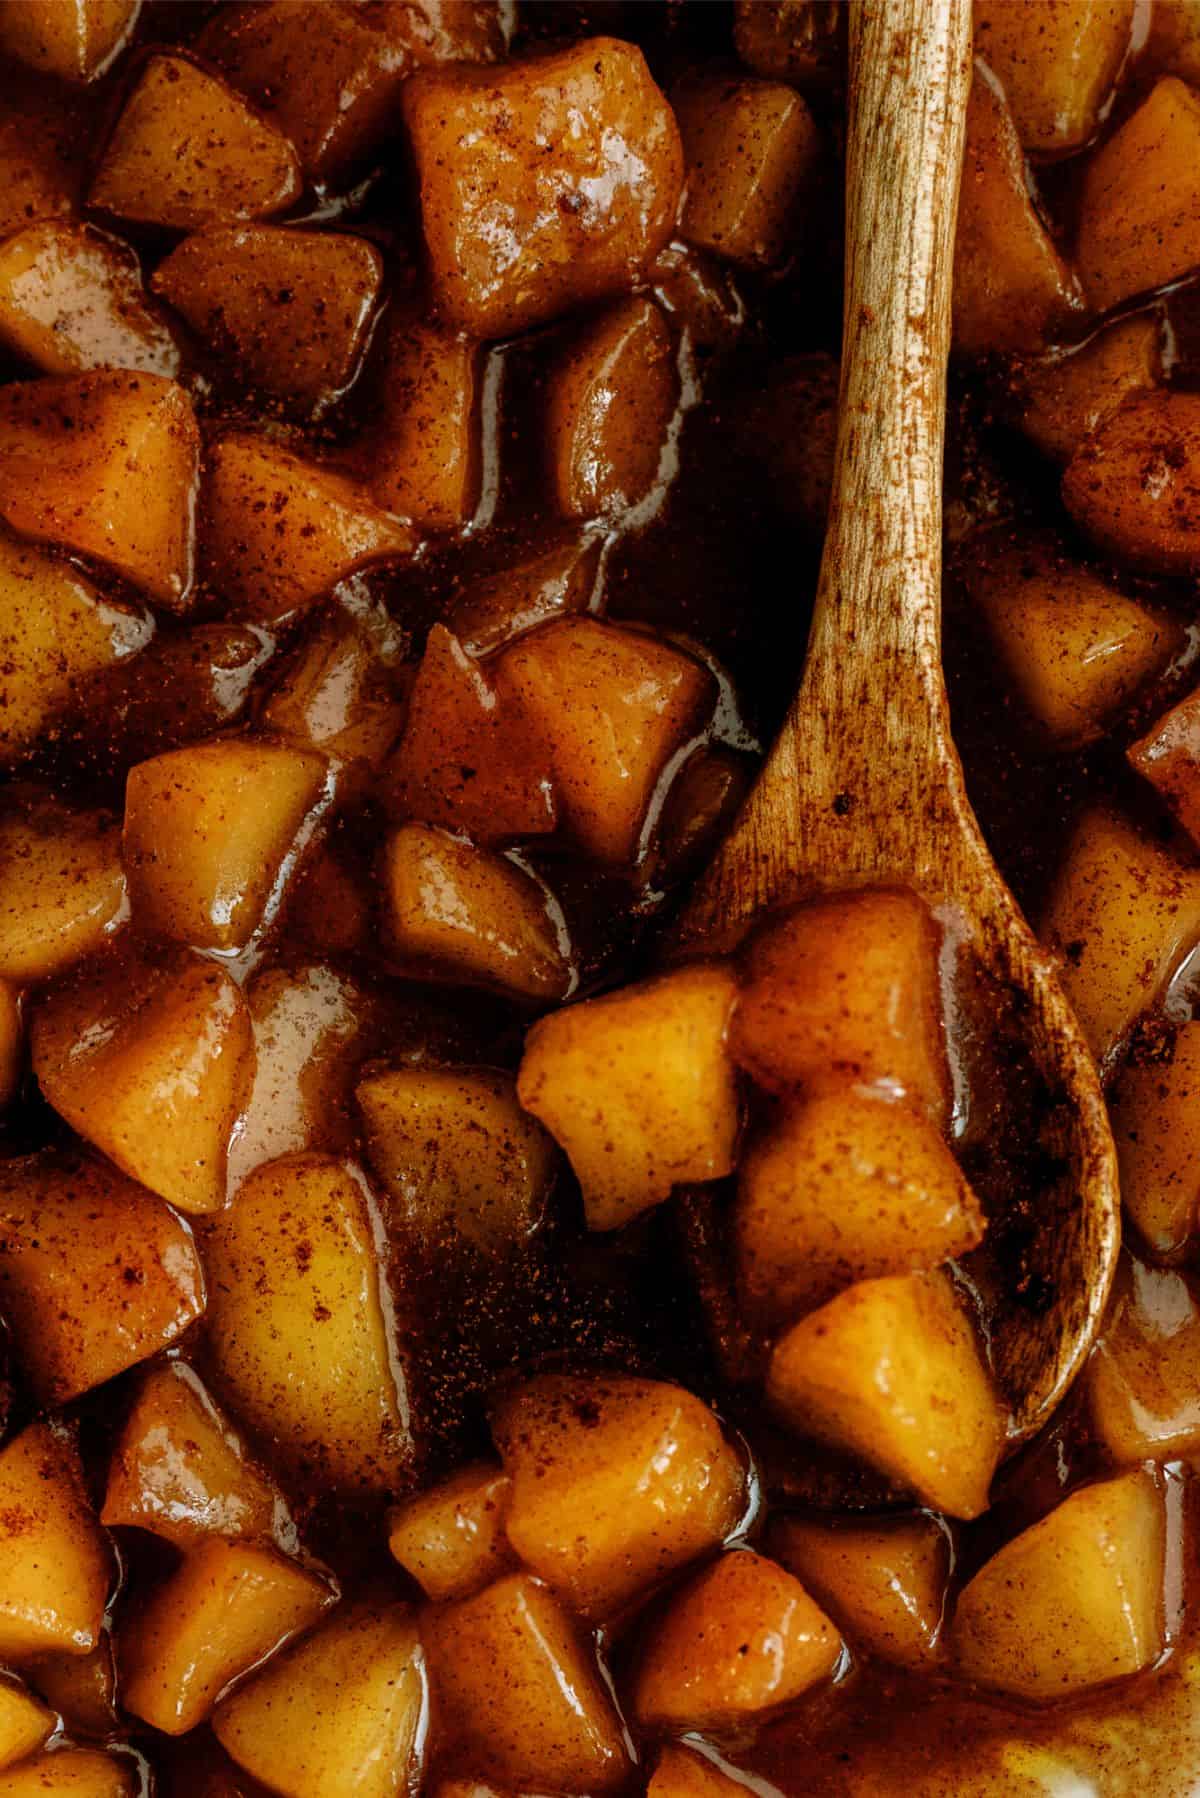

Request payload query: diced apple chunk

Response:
[447,530,600,658]
[382,824,571,1002]
[124,738,329,951]
[492,1373,745,1618]
[89,54,302,231]
[0,1751,136,1796]
[1130,687,1200,848]
[0,1150,203,1404]
[32,951,253,1214]
[403,37,683,335]
[0,1679,54,1771]
[0,0,138,82]
[387,1462,513,1599]
[953,64,1083,355]
[1086,1254,1200,1462]
[424,1573,631,1791]
[1040,806,1200,1062]
[1110,1020,1200,1255]
[517,962,738,1231]
[735,1085,985,1330]
[766,1272,1004,1519]
[649,1746,749,1798]
[214,1604,426,1798]
[495,618,715,864]
[0,222,179,378]
[102,1361,286,1550]
[119,1538,334,1736]
[0,370,198,607]
[1064,390,1200,575]
[357,1065,555,1254]
[1078,77,1200,311]
[0,1422,111,1662]
[955,1471,1166,1699]
[0,531,151,763]
[633,1549,841,1731]
[204,1154,414,1495]
[381,625,557,843]
[1014,314,1162,464]
[262,610,405,773]
[199,1,409,185]
[771,1512,950,1668]
[1149,0,1200,81]
[733,0,844,86]
[973,0,1133,155]
[963,529,1181,748]
[154,227,382,413]
[674,74,819,268]
[547,297,679,520]
[731,886,949,1119]
[204,434,417,623]
[367,313,480,530]
[23,1641,117,1741]
[0,798,125,981]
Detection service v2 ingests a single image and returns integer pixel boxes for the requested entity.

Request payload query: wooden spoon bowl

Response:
[673,0,1120,1441]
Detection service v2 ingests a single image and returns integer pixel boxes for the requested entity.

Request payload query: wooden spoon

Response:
[674,0,1119,1440]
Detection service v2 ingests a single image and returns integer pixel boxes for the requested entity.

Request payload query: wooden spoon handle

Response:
[675,0,973,947]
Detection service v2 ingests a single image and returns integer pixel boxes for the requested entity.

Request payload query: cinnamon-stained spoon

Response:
[673,0,1119,1440]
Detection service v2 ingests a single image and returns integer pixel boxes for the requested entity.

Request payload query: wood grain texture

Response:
[674,0,1119,1440]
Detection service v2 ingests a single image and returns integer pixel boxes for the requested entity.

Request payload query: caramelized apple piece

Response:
[517,963,738,1231]
[214,1604,426,1798]
[547,297,679,519]
[262,620,404,775]
[733,0,844,86]
[32,951,253,1214]
[102,1361,286,1550]
[120,1538,334,1736]
[973,0,1133,155]
[0,1751,136,1796]
[0,531,151,763]
[205,1154,413,1494]
[492,1372,745,1618]
[1064,390,1200,575]
[0,370,198,606]
[735,1086,985,1330]
[674,74,819,268]
[382,625,556,843]
[0,0,138,82]
[1130,686,1200,846]
[78,624,272,767]
[955,1471,1165,1699]
[649,1746,749,1798]
[773,1512,950,1668]
[367,312,480,530]
[1040,806,1200,1062]
[89,54,301,232]
[0,222,179,378]
[382,824,570,1002]
[199,2,409,185]
[495,618,715,864]
[0,1150,203,1404]
[1013,314,1162,463]
[357,1065,555,1252]
[0,1680,54,1770]
[1148,0,1200,81]
[0,77,86,241]
[1078,78,1200,310]
[963,529,1181,748]
[24,1642,117,1744]
[424,1573,631,1791]
[1087,1254,1200,1462]
[633,1549,841,1731]
[0,1422,110,1661]
[403,37,683,335]
[731,886,949,1119]
[205,434,416,623]
[1110,1020,1200,1255]
[654,745,755,883]
[287,840,372,960]
[230,962,384,1190]
[154,227,381,413]
[387,1462,513,1599]
[953,64,1083,356]
[366,0,507,60]
[124,738,329,951]
[0,798,125,981]
[447,531,600,657]
[767,1272,1004,1519]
